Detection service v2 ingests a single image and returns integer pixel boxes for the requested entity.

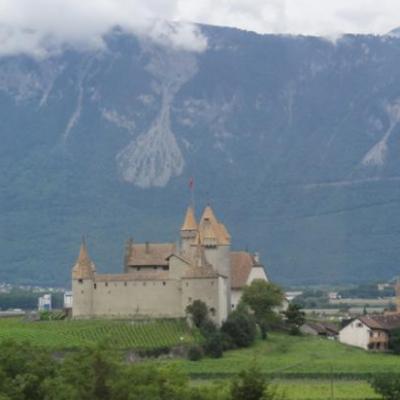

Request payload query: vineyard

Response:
[0,317,198,350]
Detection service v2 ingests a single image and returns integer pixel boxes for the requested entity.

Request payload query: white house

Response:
[339,314,400,351]
[38,294,52,311]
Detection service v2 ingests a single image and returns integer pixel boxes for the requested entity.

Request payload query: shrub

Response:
[370,374,400,400]
[187,345,204,361]
[288,326,301,336]
[186,300,209,328]
[221,310,257,349]
[204,333,223,359]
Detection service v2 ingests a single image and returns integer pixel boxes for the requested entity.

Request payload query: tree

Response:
[389,329,400,354]
[241,280,284,339]
[370,374,400,400]
[283,304,305,333]
[186,300,209,328]
[221,309,257,348]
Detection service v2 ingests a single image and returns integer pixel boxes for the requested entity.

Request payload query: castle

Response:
[71,205,268,325]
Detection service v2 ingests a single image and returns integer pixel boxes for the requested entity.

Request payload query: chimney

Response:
[254,252,260,264]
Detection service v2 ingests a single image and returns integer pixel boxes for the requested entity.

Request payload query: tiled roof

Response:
[359,314,400,331]
[181,207,197,231]
[304,322,339,335]
[198,206,230,245]
[126,243,176,266]
[72,242,96,280]
[230,251,254,289]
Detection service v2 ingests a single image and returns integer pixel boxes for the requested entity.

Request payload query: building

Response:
[64,291,73,309]
[38,294,52,311]
[339,314,400,351]
[71,205,269,324]
[300,322,339,339]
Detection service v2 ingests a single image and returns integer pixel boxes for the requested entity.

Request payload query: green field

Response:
[0,317,197,350]
[175,333,400,378]
[274,380,379,399]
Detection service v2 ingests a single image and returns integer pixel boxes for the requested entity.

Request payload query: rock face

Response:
[2,26,400,285]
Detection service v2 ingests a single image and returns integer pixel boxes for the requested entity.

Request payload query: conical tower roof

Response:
[72,239,95,280]
[198,205,230,245]
[181,206,198,231]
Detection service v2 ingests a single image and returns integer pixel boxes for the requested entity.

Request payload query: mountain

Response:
[1,25,400,286]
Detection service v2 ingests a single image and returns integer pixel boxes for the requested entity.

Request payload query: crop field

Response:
[274,380,379,400]
[0,317,197,350]
[177,333,400,378]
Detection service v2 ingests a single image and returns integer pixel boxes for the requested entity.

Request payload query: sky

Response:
[1,0,400,57]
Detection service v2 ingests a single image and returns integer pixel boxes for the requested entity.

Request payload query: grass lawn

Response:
[0,317,197,350]
[174,333,400,377]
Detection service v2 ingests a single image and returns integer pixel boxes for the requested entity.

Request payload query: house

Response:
[339,314,400,351]
[300,321,339,338]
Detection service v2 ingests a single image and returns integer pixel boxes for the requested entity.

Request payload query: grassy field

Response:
[175,333,400,377]
[0,317,197,350]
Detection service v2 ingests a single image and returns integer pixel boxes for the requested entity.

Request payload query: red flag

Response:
[189,177,194,190]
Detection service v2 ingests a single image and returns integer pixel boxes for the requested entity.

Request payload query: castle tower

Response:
[180,206,198,256]
[198,205,232,312]
[71,239,95,318]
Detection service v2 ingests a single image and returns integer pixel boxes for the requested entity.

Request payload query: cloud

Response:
[178,0,400,37]
[0,0,207,57]
[1,0,400,57]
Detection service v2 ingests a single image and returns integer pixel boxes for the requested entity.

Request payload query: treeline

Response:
[0,340,283,400]
[0,289,64,310]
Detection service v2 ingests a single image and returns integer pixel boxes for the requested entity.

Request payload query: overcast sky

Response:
[1,0,400,57]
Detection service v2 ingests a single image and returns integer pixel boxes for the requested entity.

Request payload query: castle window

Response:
[105,282,108,287]
[153,266,157,270]
[81,290,84,294]
[78,279,83,284]
[143,282,146,286]
[162,266,168,271]
[124,282,127,287]
[94,283,97,289]
[137,267,141,271]
[163,282,166,286]
[210,307,216,317]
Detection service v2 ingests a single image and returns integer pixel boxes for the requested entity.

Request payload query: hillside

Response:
[1,26,400,285]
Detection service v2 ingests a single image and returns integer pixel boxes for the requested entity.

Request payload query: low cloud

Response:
[1,0,400,58]
[0,0,207,58]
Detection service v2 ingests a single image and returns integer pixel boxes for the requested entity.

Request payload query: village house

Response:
[300,321,339,339]
[339,314,400,351]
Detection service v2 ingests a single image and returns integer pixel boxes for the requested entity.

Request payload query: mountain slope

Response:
[1,26,400,285]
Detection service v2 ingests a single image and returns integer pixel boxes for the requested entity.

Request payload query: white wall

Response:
[246,266,268,284]
[339,319,371,350]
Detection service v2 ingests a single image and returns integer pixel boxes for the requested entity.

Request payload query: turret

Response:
[180,206,198,256]
[197,205,232,313]
[71,238,95,318]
